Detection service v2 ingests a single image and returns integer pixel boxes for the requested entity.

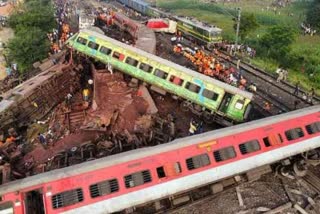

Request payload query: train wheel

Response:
[180,101,191,112]
[293,160,308,177]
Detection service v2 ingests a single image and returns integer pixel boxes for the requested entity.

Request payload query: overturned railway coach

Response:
[0,106,320,213]
[66,29,252,125]
[117,0,223,47]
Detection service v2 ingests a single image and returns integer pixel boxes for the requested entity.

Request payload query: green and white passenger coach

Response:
[66,29,253,126]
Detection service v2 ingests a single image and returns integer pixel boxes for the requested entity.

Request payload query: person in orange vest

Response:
[173,44,182,54]
[239,76,247,87]
[52,43,59,54]
[215,62,221,73]
[195,50,201,59]
[190,55,196,63]
[204,68,214,76]
[5,136,16,144]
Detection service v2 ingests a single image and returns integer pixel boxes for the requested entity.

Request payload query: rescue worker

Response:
[5,136,15,144]
[176,30,182,42]
[248,83,257,92]
[308,88,315,104]
[65,93,73,108]
[236,59,241,70]
[88,79,94,91]
[82,88,90,102]
[38,133,46,146]
[107,62,113,74]
[263,102,271,112]
[196,121,204,134]
[173,44,182,54]
[189,119,198,136]
[293,81,300,96]
[276,69,284,82]
[302,92,307,100]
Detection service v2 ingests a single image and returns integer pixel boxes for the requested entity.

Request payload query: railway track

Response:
[302,171,320,195]
[219,53,319,115]
[103,0,318,118]
[149,32,312,116]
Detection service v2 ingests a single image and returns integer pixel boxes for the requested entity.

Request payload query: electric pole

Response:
[235,7,241,52]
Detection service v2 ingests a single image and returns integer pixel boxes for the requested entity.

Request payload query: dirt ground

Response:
[22,131,99,165]
[170,175,301,214]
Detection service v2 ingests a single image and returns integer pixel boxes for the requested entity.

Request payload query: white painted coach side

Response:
[63,135,320,214]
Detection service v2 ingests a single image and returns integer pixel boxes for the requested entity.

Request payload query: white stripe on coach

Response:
[63,136,320,214]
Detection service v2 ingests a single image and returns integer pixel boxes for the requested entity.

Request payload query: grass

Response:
[157,0,320,94]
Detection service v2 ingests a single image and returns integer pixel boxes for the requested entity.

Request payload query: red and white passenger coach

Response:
[0,106,320,213]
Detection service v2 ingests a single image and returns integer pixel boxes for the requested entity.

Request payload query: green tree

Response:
[259,25,296,67]
[7,0,56,73]
[7,27,51,72]
[306,0,320,31]
[234,13,259,40]
[9,0,56,33]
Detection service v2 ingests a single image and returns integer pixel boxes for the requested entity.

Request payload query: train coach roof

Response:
[0,100,14,112]
[174,16,222,32]
[79,29,253,100]
[0,105,319,195]
[132,0,149,6]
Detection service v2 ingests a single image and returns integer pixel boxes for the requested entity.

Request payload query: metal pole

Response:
[235,7,241,52]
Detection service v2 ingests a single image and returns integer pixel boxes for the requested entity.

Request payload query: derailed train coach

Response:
[66,29,253,126]
[118,0,151,15]
[117,0,223,47]
[0,106,319,213]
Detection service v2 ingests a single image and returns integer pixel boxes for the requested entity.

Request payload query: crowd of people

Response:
[48,0,75,56]
[216,41,256,58]
[173,43,249,91]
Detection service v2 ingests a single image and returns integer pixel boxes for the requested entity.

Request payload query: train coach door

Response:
[23,188,45,214]
[218,92,233,113]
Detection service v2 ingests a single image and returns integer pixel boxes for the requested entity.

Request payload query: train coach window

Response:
[235,100,245,110]
[125,57,138,67]
[213,146,236,162]
[186,154,210,170]
[156,167,166,178]
[263,134,283,147]
[306,122,320,135]
[202,89,219,101]
[99,46,112,55]
[239,140,261,155]
[154,69,168,80]
[185,82,200,94]
[52,188,84,209]
[285,127,304,141]
[90,179,119,198]
[139,62,153,73]
[0,202,13,213]
[88,41,99,50]
[169,75,184,86]
[112,51,125,61]
[124,170,152,188]
[76,37,87,45]
[157,162,182,178]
